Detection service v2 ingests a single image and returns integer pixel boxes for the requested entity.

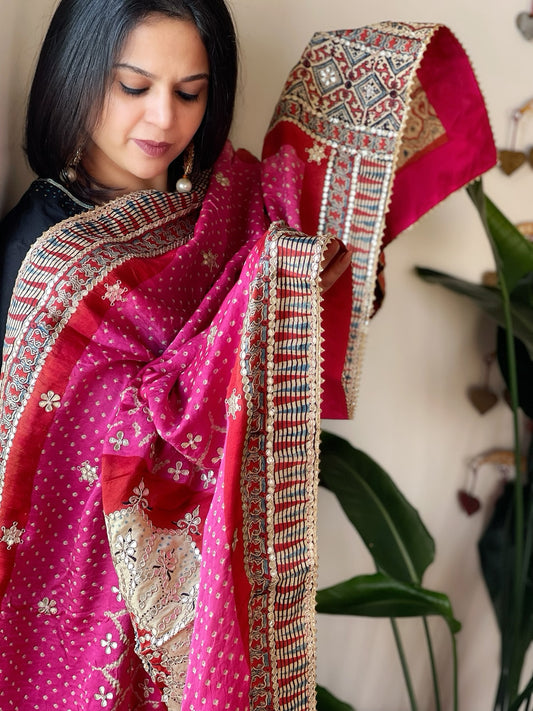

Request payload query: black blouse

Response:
[0,179,92,344]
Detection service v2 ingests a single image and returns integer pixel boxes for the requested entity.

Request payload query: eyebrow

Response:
[114,63,209,82]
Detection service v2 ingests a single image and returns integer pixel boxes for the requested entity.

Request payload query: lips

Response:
[132,139,172,157]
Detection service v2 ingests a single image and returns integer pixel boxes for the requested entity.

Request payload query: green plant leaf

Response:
[479,481,533,693]
[316,572,461,633]
[467,180,533,293]
[509,671,533,711]
[415,267,533,359]
[316,684,357,711]
[496,328,533,419]
[427,180,533,709]
[319,431,434,584]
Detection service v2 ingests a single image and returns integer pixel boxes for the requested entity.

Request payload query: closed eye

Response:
[177,91,200,102]
[119,82,147,96]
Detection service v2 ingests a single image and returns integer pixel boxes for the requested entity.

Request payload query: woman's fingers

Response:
[320,238,351,292]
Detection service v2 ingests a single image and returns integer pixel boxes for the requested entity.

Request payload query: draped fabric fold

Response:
[0,22,494,711]
[263,22,496,416]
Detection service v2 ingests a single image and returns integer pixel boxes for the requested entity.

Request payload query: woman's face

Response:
[84,14,209,196]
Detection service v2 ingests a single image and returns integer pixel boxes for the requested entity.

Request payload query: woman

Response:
[0,1,495,709]
[0,0,347,344]
[0,0,235,340]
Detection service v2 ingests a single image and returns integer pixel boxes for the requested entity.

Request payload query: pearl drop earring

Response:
[176,143,194,193]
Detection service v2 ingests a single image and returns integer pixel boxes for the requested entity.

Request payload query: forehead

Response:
[118,13,209,72]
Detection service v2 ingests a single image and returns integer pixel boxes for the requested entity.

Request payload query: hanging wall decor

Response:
[498,98,533,174]
[517,3,533,40]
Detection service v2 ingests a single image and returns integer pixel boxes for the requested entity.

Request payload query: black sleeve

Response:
[0,181,88,345]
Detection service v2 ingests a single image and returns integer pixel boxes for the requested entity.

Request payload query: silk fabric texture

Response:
[0,23,495,711]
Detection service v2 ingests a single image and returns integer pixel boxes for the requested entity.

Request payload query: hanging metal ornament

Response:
[517,2,533,40]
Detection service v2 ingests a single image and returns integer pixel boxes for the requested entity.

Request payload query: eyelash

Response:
[119,82,200,102]
[178,91,200,103]
[119,83,146,96]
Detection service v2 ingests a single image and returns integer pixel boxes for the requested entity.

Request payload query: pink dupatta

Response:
[0,22,494,711]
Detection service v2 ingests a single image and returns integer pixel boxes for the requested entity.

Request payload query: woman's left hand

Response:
[320,238,351,292]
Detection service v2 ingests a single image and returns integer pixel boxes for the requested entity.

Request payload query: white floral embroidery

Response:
[105,476,202,704]
[182,433,202,450]
[37,597,58,615]
[39,390,61,412]
[152,457,169,474]
[101,632,118,655]
[200,470,216,489]
[128,572,141,596]
[114,529,137,571]
[79,460,98,485]
[111,585,123,603]
[207,324,218,346]
[103,280,128,305]
[319,64,338,87]
[109,431,129,451]
[175,505,201,537]
[139,431,155,448]
[202,250,218,271]
[211,447,224,465]
[153,549,178,582]
[140,679,154,699]
[169,461,190,481]
[306,143,327,164]
[1,522,24,549]
[128,480,149,509]
[225,389,242,420]
[215,171,230,186]
[94,686,113,707]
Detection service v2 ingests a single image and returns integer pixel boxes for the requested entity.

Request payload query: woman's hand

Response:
[320,238,351,292]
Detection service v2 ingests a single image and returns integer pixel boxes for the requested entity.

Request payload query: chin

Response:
[136,165,171,183]
[125,171,167,191]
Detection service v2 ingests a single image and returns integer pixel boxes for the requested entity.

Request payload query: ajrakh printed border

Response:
[268,22,441,415]
[240,222,327,711]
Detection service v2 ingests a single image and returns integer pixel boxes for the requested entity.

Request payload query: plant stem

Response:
[422,618,441,711]
[499,267,525,704]
[390,618,418,711]
[522,460,533,610]
[493,531,513,711]
[451,626,459,711]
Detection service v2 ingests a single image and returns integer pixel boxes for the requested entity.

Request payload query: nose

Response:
[145,89,175,130]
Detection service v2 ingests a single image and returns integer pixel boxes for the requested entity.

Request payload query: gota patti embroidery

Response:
[265,22,495,415]
[267,23,436,415]
[240,223,326,711]
[105,478,202,709]
[0,189,203,501]
[0,23,495,711]
[0,521,24,550]
[0,143,269,709]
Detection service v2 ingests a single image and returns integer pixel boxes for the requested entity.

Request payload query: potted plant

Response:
[416,180,533,711]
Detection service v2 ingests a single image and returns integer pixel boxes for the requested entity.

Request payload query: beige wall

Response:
[2,0,533,708]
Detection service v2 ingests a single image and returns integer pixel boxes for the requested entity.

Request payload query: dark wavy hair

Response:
[25,0,238,202]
